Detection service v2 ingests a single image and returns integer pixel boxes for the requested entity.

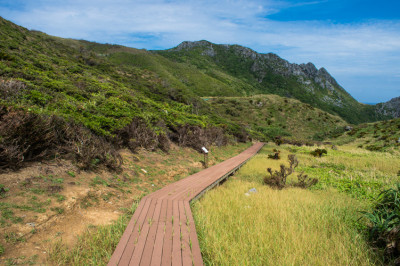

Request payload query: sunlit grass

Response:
[251,144,400,181]
[192,143,400,265]
[193,179,380,265]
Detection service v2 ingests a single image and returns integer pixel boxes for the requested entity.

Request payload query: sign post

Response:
[201,147,209,168]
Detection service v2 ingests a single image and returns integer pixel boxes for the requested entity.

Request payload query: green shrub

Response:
[310,148,327,157]
[268,150,280,160]
[363,184,400,263]
[264,155,317,189]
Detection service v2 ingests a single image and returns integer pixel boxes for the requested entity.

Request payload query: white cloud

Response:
[0,0,399,101]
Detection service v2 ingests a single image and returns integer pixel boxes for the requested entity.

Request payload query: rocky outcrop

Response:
[376,96,400,118]
[172,40,347,107]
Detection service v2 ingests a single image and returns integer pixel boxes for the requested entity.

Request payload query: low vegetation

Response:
[263,154,318,189]
[193,180,379,265]
[49,201,139,265]
[193,143,400,265]
[206,95,347,141]
[332,118,400,152]
[363,185,400,263]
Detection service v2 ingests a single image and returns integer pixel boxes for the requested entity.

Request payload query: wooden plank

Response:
[133,199,162,265]
[179,201,192,266]
[108,198,149,266]
[184,201,203,266]
[118,198,155,265]
[150,200,168,266]
[171,200,182,265]
[161,200,173,265]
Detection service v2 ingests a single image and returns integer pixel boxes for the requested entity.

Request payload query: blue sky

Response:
[0,0,399,103]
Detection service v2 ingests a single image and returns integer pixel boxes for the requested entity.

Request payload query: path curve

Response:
[108,142,264,266]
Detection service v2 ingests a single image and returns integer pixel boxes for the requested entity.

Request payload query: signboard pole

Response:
[202,147,209,168]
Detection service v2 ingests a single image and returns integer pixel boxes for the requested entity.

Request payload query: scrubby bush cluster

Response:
[0,107,122,171]
[115,118,169,152]
[169,124,228,151]
[267,149,280,160]
[363,184,400,264]
[263,154,318,189]
[0,106,231,171]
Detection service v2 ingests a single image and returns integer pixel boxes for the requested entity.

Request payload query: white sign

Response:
[201,147,208,154]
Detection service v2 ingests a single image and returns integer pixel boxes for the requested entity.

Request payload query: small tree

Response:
[264,154,298,189]
[264,154,318,189]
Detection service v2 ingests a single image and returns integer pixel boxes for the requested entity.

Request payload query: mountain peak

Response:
[173,40,213,51]
[376,96,400,118]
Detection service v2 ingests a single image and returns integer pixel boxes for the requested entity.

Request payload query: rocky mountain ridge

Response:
[174,40,343,95]
[376,96,400,118]
[159,40,383,124]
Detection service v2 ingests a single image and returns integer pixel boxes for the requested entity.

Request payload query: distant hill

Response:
[204,95,347,141]
[375,96,400,118]
[154,40,389,124]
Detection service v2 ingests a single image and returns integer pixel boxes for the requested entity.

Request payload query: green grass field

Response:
[192,143,400,265]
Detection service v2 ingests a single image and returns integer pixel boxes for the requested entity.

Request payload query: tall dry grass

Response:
[193,179,380,265]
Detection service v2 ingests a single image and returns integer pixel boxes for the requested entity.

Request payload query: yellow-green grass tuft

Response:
[193,179,380,265]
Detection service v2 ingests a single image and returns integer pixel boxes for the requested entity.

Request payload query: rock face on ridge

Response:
[159,40,383,123]
[173,41,344,94]
[376,96,400,118]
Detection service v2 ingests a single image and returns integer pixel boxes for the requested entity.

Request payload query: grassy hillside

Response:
[155,41,386,124]
[205,95,347,141]
[0,17,212,137]
[1,16,389,172]
[0,17,250,171]
[331,118,400,152]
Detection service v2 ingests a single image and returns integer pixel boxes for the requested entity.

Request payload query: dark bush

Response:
[282,138,314,147]
[169,124,227,151]
[65,125,122,171]
[293,172,318,189]
[115,118,158,152]
[264,154,318,190]
[310,148,327,157]
[264,154,297,189]
[274,136,283,146]
[0,108,58,170]
[268,149,280,160]
[365,145,384,152]
[0,107,121,171]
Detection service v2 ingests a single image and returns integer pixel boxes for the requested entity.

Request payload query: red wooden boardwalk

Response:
[108,143,264,266]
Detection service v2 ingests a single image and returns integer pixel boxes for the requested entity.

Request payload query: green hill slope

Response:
[0,16,384,170]
[0,17,215,137]
[331,118,400,152]
[155,40,387,124]
[206,95,347,141]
